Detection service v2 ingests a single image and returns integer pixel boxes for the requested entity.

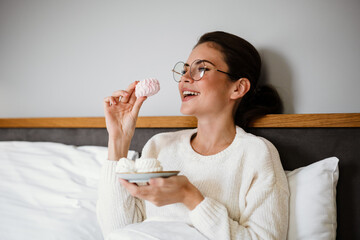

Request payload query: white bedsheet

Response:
[107,220,208,240]
[0,141,138,240]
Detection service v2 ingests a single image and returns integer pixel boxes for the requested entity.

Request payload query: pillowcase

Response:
[286,157,339,240]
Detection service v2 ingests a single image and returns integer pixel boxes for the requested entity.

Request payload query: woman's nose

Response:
[181,71,194,83]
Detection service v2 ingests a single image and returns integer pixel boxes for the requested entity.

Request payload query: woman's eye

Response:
[198,67,208,72]
[181,70,187,75]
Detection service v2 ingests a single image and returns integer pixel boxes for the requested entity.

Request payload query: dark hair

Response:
[195,31,283,128]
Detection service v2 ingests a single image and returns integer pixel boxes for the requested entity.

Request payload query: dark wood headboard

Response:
[1,113,359,239]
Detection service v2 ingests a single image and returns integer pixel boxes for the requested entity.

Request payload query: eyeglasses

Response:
[172,59,238,83]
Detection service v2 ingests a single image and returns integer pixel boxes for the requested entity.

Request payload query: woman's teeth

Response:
[183,91,200,97]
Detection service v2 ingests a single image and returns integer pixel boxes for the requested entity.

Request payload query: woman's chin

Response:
[180,106,194,116]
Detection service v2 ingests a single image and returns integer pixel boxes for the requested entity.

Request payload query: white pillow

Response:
[286,157,339,240]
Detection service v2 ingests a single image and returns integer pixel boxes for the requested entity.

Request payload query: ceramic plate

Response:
[117,171,180,183]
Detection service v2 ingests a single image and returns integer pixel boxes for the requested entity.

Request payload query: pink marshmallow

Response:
[135,78,160,98]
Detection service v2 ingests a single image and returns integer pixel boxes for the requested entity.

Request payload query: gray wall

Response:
[1,0,359,118]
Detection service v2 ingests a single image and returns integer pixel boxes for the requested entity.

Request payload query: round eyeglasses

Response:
[172,59,239,83]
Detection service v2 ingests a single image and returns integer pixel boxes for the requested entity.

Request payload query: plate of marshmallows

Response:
[116,157,180,183]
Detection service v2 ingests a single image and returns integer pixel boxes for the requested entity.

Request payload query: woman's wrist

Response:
[182,185,204,210]
[107,137,131,160]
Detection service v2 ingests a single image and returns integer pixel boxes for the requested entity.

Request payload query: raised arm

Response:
[97,81,147,238]
[103,81,146,160]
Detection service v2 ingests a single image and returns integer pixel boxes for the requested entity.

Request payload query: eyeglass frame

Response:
[171,59,240,83]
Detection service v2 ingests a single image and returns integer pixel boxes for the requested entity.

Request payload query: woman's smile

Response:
[181,88,201,102]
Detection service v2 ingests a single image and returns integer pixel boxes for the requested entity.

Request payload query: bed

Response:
[0,114,359,240]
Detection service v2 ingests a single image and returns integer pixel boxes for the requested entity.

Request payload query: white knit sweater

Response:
[97,126,289,240]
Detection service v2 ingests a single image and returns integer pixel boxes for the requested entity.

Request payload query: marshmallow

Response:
[135,158,163,173]
[116,158,136,173]
[135,78,160,98]
[116,157,163,173]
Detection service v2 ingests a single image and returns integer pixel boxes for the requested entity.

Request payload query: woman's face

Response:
[178,42,235,118]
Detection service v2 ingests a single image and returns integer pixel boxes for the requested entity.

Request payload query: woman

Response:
[97,31,289,240]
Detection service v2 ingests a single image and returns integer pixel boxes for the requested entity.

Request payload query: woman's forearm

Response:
[107,137,131,160]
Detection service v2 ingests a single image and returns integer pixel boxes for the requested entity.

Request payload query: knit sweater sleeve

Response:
[96,132,169,239]
[189,139,289,240]
[96,160,146,239]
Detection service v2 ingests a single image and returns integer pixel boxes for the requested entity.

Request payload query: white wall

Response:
[1,0,359,118]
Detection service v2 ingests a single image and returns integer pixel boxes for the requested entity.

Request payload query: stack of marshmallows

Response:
[116,158,163,173]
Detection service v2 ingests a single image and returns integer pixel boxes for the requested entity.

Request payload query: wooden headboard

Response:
[1,113,359,128]
[1,113,359,239]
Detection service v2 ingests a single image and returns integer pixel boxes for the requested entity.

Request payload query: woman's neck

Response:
[191,115,236,156]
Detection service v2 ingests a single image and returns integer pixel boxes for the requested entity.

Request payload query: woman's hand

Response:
[120,176,204,210]
[103,81,147,159]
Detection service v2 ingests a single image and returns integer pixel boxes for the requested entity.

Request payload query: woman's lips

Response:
[181,90,200,102]
[182,95,199,102]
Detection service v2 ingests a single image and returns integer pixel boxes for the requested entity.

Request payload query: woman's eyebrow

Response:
[185,59,216,66]
[201,60,216,66]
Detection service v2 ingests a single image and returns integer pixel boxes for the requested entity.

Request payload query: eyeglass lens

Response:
[172,60,206,82]
[172,62,185,82]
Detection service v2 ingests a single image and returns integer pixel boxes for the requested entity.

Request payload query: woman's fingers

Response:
[112,81,139,103]
[128,90,137,105]
[104,81,146,116]
[103,96,118,106]
[127,81,139,105]
[131,96,147,117]
[126,81,138,92]
[122,81,138,103]
[104,96,111,104]
[112,90,130,103]
[103,93,146,116]
[120,179,150,197]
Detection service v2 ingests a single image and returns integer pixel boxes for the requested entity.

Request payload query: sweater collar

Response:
[183,126,246,160]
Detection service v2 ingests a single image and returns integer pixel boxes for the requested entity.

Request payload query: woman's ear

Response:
[230,78,251,100]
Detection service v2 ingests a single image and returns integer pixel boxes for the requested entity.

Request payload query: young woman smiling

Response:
[97,31,289,240]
